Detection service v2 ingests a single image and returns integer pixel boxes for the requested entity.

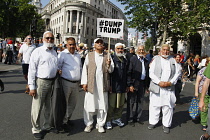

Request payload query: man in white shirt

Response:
[81,38,114,133]
[28,31,58,140]
[18,35,36,94]
[58,37,82,132]
[148,44,180,134]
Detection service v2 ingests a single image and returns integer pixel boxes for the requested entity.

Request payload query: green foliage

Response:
[118,0,210,43]
[0,0,44,38]
[144,37,153,51]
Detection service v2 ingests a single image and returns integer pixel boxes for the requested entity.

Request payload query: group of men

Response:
[18,31,182,140]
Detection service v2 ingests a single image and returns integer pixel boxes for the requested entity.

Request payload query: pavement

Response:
[0,64,204,140]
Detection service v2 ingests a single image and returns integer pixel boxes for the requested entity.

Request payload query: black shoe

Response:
[49,128,59,134]
[200,135,208,140]
[33,133,42,140]
[128,120,135,127]
[148,124,155,130]
[62,124,70,132]
[137,119,144,125]
[163,126,170,134]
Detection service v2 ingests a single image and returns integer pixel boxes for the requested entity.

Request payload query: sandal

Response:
[202,125,207,131]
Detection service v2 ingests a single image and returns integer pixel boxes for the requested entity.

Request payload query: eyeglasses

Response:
[27,38,32,40]
[68,44,76,46]
[116,48,123,50]
[45,37,54,40]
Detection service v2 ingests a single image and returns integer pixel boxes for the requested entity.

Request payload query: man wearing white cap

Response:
[81,38,114,133]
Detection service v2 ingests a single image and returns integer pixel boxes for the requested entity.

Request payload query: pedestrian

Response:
[126,47,135,65]
[145,49,154,63]
[18,35,36,94]
[195,57,210,131]
[58,37,82,132]
[148,44,181,134]
[199,62,210,140]
[127,45,150,126]
[105,43,128,130]
[174,54,183,104]
[4,46,13,65]
[81,38,114,133]
[0,40,3,62]
[28,31,58,140]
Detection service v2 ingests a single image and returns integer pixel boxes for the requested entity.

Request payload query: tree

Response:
[0,0,44,38]
[144,37,153,51]
[118,0,210,46]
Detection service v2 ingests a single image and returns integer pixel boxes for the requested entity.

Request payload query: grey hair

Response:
[115,43,125,49]
[43,31,53,38]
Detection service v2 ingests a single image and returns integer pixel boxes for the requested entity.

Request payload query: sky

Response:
[41,0,136,36]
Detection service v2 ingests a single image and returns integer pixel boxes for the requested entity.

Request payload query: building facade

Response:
[38,0,128,48]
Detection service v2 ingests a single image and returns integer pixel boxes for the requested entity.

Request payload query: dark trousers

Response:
[127,81,145,122]
[175,80,182,103]
[0,49,3,62]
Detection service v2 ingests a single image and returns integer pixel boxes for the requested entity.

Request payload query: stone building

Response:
[35,0,128,48]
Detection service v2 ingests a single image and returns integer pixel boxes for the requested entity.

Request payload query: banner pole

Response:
[108,37,110,59]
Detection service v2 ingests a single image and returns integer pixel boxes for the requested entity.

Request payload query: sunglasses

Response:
[45,37,54,40]
[27,38,32,40]
[116,48,123,50]
[68,44,76,46]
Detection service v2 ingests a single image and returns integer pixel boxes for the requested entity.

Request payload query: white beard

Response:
[161,55,169,58]
[138,54,144,57]
[116,53,124,57]
[43,42,54,48]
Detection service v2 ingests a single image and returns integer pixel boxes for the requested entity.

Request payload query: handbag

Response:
[189,97,200,119]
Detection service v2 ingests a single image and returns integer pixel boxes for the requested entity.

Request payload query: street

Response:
[0,64,204,140]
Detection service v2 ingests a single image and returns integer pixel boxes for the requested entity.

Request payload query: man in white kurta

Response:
[81,38,114,133]
[148,44,180,134]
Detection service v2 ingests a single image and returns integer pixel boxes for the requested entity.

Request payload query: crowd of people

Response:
[1,31,210,140]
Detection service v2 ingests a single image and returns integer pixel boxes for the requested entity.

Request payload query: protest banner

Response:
[97,18,124,59]
[97,18,124,39]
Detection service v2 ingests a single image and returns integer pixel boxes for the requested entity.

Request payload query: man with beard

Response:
[127,45,150,126]
[148,44,180,134]
[105,43,128,130]
[58,37,82,132]
[18,35,36,94]
[28,31,58,139]
[81,38,114,133]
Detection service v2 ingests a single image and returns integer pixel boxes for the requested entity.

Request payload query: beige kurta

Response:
[81,52,114,112]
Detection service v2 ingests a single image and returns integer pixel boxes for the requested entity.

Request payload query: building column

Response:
[80,12,84,36]
[64,10,69,33]
[69,10,73,34]
[76,10,80,34]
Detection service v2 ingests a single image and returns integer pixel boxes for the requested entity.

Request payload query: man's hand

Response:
[129,86,135,92]
[58,70,62,75]
[199,100,205,112]
[158,81,165,87]
[106,59,111,68]
[83,84,88,92]
[29,89,36,97]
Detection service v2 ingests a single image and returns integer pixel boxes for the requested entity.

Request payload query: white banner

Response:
[97,18,124,39]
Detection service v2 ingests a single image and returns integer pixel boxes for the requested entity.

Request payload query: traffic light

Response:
[56,33,60,39]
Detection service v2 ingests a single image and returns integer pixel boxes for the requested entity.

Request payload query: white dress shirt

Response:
[137,55,146,80]
[28,45,58,90]
[19,43,36,64]
[58,49,82,81]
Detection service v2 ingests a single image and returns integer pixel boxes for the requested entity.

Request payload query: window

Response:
[87,27,89,35]
[92,29,94,36]
[87,17,90,23]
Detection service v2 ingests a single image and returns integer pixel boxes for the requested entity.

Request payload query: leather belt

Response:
[61,77,79,83]
[38,77,55,81]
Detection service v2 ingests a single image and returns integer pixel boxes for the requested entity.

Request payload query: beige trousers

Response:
[31,78,54,134]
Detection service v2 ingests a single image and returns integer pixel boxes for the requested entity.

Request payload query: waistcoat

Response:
[87,51,109,93]
[149,55,176,93]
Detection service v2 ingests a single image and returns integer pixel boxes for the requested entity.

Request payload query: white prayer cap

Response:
[43,31,53,38]
[115,43,125,48]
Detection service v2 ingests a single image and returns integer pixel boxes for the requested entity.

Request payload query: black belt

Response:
[61,77,79,83]
[38,77,55,80]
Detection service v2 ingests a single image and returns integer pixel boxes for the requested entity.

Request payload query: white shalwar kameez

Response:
[81,52,114,127]
[149,57,180,127]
